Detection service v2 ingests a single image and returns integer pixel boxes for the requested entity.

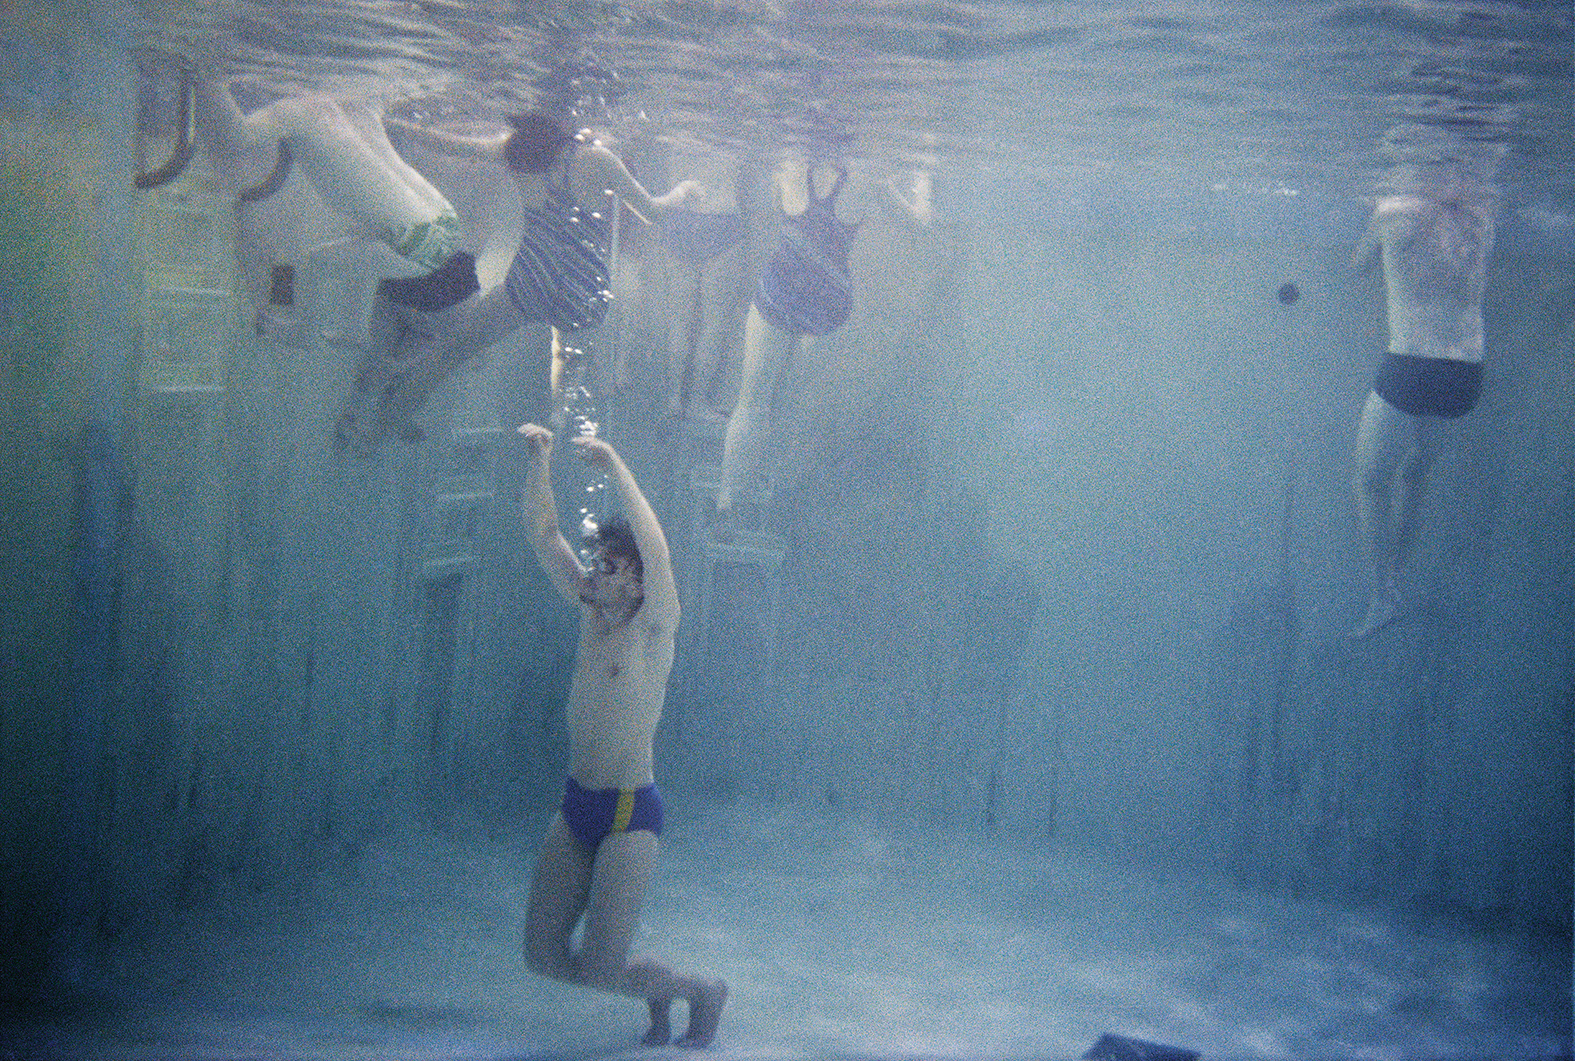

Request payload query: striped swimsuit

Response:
[505,160,613,333]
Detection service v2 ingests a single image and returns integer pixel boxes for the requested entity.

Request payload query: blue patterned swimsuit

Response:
[505,154,613,332]
[755,167,859,337]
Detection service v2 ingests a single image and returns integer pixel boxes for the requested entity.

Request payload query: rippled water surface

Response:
[142,0,1572,201]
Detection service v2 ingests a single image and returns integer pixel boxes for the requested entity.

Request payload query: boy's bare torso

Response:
[565,609,673,789]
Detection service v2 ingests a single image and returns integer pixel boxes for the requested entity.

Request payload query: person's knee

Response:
[523,929,568,980]
[523,948,551,979]
[1352,462,1387,503]
[1397,451,1435,489]
[576,909,644,989]
[576,946,629,991]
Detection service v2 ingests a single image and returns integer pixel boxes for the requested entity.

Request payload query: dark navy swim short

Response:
[1374,353,1483,419]
[561,777,664,849]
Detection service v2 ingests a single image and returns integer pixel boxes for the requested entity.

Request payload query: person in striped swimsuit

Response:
[334,112,698,451]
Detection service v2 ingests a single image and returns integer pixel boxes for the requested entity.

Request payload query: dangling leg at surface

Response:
[334,285,521,453]
[690,240,747,423]
[665,264,704,418]
[1350,391,1423,637]
[718,303,797,513]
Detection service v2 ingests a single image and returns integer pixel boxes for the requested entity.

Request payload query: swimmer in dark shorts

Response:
[665,207,746,268]
[663,205,747,421]
[1373,353,1483,419]
[1349,147,1498,637]
[662,147,751,422]
[561,777,665,849]
[376,213,480,313]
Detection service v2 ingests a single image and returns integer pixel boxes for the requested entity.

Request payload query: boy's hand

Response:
[518,422,553,457]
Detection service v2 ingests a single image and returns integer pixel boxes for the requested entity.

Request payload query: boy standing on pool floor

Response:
[517,422,728,1048]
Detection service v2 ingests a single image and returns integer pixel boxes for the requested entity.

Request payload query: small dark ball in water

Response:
[1277,281,1300,305]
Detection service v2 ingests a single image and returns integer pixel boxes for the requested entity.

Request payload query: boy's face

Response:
[582,551,643,606]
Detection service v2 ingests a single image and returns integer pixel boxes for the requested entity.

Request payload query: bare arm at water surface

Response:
[568,139,700,224]
[520,423,587,605]
[385,120,697,221]
[883,164,935,225]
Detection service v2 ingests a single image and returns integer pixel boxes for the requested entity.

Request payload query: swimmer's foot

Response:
[674,979,727,1050]
[255,307,306,344]
[1350,580,1400,639]
[333,402,381,457]
[708,500,736,543]
[641,997,673,1047]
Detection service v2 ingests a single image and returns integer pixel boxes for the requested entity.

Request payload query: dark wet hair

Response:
[504,111,574,173]
[588,515,642,579]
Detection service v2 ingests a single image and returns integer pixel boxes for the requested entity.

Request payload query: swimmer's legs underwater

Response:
[717,303,797,513]
[523,814,728,1048]
[334,284,521,453]
[1351,391,1439,637]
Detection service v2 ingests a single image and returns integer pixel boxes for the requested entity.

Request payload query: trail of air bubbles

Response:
[555,361,606,564]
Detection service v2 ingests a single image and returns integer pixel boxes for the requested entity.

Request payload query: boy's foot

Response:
[675,979,728,1049]
[641,996,673,1047]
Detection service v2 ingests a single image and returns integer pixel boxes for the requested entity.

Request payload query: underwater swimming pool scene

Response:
[0,1,1570,1058]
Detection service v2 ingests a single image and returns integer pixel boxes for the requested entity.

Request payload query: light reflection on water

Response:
[143,0,1572,201]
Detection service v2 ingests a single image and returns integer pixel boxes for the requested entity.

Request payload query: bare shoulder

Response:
[574,138,626,173]
[1374,194,1437,222]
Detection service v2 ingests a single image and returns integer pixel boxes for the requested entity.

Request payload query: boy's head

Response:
[588,515,641,579]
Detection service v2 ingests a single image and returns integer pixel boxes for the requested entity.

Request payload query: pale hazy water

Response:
[143,0,1572,209]
[22,801,1572,1059]
[16,3,1569,1059]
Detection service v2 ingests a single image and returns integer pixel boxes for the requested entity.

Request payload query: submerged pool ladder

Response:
[134,65,195,191]
[685,463,785,684]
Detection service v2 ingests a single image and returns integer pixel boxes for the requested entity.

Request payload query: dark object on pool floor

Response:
[1083,1033,1201,1061]
[1277,280,1300,304]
